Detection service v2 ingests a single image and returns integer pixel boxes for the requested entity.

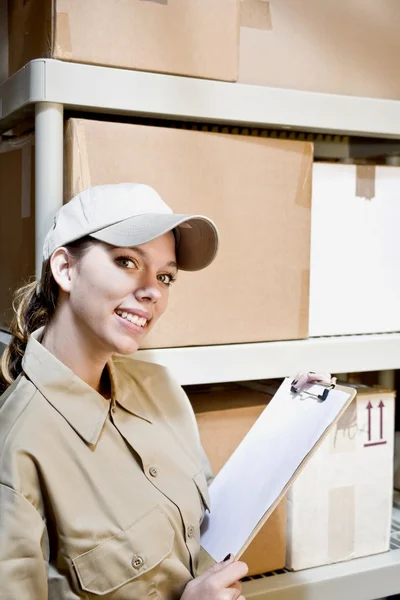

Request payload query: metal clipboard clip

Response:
[290,382,335,402]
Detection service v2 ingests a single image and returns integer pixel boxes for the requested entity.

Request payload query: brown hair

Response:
[0,237,93,394]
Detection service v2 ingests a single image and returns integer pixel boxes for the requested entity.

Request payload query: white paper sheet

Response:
[200,378,353,562]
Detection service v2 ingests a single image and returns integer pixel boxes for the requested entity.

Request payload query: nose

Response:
[134,280,162,304]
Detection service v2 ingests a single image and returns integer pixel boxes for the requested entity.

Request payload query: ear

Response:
[50,247,76,293]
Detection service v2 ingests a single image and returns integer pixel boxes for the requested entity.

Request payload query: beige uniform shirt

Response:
[0,329,212,600]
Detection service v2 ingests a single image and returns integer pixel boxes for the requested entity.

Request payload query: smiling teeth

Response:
[116,311,147,327]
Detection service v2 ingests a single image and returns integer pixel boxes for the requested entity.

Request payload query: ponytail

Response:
[0,236,93,394]
[0,260,58,393]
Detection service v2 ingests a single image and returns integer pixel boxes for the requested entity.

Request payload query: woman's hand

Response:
[291,371,336,393]
[181,554,248,600]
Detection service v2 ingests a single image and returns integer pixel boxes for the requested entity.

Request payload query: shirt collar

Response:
[107,356,153,425]
[22,328,152,445]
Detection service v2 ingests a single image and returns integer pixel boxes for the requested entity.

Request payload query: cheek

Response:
[71,271,123,318]
[154,289,170,319]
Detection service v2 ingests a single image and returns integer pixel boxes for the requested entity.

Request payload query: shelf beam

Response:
[2,331,400,386]
[242,549,400,600]
[2,60,400,138]
[135,333,400,385]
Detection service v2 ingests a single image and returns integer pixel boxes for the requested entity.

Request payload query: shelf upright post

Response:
[378,370,396,390]
[34,102,64,278]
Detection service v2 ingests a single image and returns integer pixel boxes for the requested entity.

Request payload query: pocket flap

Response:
[73,506,174,595]
[193,470,211,512]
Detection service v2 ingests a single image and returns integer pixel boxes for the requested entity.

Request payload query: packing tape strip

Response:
[356,164,376,200]
[328,486,355,562]
[0,135,33,218]
[295,145,313,208]
[298,269,310,339]
[240,0,272,30]
[21,139,32,219]
[55,13,73,60]
[67,120,92,201]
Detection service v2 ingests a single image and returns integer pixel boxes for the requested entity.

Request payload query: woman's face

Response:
[65,232,177,355]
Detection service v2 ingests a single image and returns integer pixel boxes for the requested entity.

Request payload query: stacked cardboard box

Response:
[239,0,400,99]
[6,0,239,82]
[4,0,400,100]
[309,162,400,336]
[0,0,7,83]
[237,379,394,570]
[286,383,394,570]
[0,135,35,327]
[1,120,312,345]
[188,382,286,575]
[64,119,312,347]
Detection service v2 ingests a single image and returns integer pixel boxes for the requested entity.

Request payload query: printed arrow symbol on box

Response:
[366,401,373,441]
[379,400,385,440]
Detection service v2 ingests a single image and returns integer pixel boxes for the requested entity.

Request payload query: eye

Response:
[157,273,177,286]
[115,255,137,269]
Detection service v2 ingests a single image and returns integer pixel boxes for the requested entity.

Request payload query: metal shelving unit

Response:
[1,58,400,599]
[2,59,400,137]
[2,59,400,275]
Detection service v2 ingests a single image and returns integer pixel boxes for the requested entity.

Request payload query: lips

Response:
[115,309,149,327]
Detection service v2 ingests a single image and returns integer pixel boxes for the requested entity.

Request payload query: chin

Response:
[112,337,141,356]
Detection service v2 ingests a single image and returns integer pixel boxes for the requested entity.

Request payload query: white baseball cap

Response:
[42,183,219,271]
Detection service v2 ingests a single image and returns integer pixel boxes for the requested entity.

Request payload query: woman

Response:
[0,183,332,599]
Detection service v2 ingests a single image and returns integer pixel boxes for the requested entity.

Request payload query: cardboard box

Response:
[239,0,400,99]
[309,163,400,336]
[394,432,400,492]
[0,0,8,84]
[65,118,312,347]
[187,383,286,575]
[7,0,239,82]
[0,135,35,329]
[286,384,394,570]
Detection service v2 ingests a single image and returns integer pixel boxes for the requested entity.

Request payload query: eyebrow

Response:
[120,246,178,270]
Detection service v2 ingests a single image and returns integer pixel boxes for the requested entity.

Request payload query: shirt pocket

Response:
[72,505,174,597]
[193,469,211,514]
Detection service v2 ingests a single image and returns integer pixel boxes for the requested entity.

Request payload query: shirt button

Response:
[111,405,117,413]
[149,466,158,478]
[132,555,144,569]
[187,525,195,538]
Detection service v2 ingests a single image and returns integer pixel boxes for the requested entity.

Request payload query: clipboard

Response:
[198,377,357,568]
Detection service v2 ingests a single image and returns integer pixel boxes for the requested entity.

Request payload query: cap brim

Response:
[90,213,219,271]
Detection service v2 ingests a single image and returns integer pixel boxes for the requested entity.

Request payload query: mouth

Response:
[115,309,150,333]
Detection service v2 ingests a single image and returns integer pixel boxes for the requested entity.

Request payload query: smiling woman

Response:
[43,233,178,367]
[0,183,248,600]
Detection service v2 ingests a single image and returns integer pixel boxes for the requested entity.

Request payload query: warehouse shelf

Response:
[242,549,400,600]
[135,332,400,385]
[241,495,400,600]
[3,58,400,277]
[2,329,398,386]
[0,331,399,600]
[2,59,400,138]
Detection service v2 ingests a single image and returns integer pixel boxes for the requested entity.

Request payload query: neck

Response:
[41,305,112,395]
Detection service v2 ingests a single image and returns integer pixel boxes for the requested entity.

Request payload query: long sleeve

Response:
[0,484,48,600]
